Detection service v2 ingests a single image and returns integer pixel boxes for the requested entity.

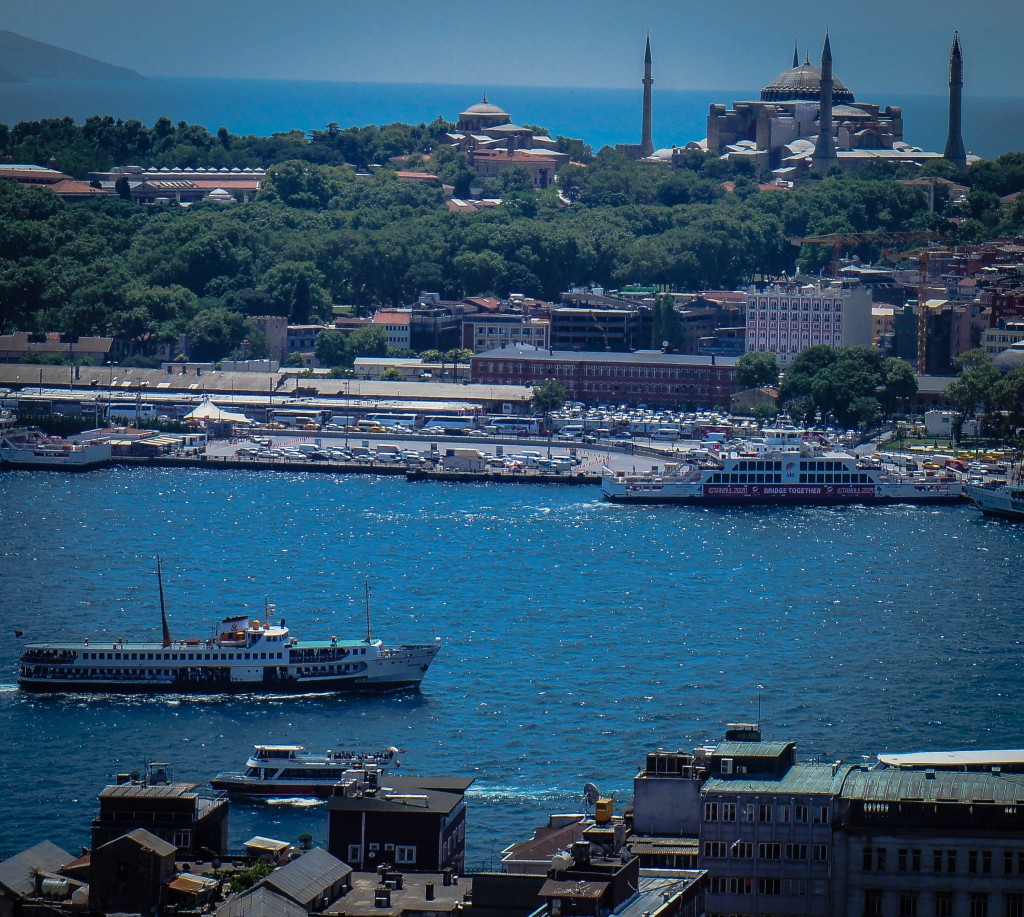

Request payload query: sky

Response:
[3,0,1023,97]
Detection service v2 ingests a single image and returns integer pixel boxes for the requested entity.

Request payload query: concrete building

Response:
[90,828,176,914]
[549,307,645,352]
[326,775,474,873]
[832,766,1024,917]
[462,314,550,353]
[373,310,413,349]
[0,331,116,365]
[256,847,353,913]
[980,321,1024,356]
[699,737,843,917]
[468,149,561,189]
[470,345,740,409]
[745,282,873,366]
[91,767,229,857]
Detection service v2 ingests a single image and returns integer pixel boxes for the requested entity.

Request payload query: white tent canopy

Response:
[185,400,253,424]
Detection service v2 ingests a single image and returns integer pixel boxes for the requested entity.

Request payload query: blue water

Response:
[1,468,1022,864]
[1,77,1022,159]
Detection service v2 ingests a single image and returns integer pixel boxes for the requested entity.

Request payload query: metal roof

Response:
[704,762,848,796]
[841,767,1024,805]
[477,345,739,367]
[99,782,198,799]
[0,842,73,897]
[710,740,794,758]
[260,848,351,905]
[327,776,472,815]
[878,749,1024,769]
[540,879,609,899]
[217,887,308,917]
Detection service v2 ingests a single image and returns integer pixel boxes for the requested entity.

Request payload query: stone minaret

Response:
[811,32,837,175]
[640,33,654,158]
[944,32,967,173]
[793,40,800,69]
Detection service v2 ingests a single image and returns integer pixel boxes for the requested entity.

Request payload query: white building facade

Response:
[746,283,873,366]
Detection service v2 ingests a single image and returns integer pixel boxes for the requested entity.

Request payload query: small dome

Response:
[460,95,509,117]
[761,62,854,103]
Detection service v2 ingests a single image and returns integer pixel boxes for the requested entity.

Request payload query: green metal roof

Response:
[841,768,1024,805]
[711,740,794,759]
[703,762,849,796]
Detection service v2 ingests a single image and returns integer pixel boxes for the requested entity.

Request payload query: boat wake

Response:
[263,797,325,808]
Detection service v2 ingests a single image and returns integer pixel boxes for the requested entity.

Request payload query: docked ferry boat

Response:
[602,430,964,505]
[211,744,400,797]
[965,478,1024,520]
[0,427,111,470]
[18,572,441,694]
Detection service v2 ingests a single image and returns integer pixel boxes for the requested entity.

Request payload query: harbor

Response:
[2,463,1022,864]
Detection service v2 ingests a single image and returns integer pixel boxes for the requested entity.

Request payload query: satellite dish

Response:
[583,782,601,806]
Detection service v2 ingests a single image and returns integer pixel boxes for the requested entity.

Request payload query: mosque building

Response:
[681,34,969,179]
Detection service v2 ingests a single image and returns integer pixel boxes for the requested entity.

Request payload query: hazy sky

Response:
[4,0,1022,97]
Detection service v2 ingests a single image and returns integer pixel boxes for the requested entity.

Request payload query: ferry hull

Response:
[602,485,964,506]
[17,673,429,695]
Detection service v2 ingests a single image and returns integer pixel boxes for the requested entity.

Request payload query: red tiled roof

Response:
[50,180,108,197]
[395,171,441,182]
[372,311,411,325]
[470,150,557,165]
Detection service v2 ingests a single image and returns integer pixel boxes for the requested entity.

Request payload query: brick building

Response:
[470,345,740,409]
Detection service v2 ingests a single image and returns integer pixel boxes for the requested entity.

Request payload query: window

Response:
[899,892,919,917]
[970,893,989,917]
[1005,893,1024,917]
[731,841,753,859]
[795,803,809,823]
[395,845,417,865]
[348,844,362,863]
[704,801,719,821]
[704,841,728,858]
[759,803,773,823]
[934,892,953,917]
[722,802,737,821]
[758,843,781,860]
[863,846,886,872]
[813,844,828,863]
[815,805,829,824]
[758,878,781,895]
[785,843,807,860]
[721,758,733,775]
[863,889,883,917]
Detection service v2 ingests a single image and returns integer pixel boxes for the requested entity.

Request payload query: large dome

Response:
[761,62,855,103]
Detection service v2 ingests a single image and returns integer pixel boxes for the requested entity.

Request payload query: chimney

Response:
[426,883,435,901]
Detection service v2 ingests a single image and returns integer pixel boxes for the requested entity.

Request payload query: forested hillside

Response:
[4,116,1024,364]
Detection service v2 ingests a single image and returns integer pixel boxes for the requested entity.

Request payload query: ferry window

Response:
[187,653,194,660]
[244,653,251,659]
[114,653,122,660]
[171,653,178,660]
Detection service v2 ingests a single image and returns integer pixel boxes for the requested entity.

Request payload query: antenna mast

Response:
[157,556,172,648]
[364,580,372,643]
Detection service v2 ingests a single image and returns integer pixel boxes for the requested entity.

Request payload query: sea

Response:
[1,77,1024,159]
[1,467,1022,866]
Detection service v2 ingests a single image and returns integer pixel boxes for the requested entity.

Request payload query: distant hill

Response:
[0,30,143,81]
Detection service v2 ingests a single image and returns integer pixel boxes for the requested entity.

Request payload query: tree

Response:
[314,329,349,367]
[380,367,404,381]
[531,378,567,415]
[735,351,779,389]
[346,325,388,360]
[879,357,918,415]
[284,352,306,367]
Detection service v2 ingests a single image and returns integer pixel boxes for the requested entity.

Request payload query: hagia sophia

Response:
[676,33,968,178]
[444,32,970,184]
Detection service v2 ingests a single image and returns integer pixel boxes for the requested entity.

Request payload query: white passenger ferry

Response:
[211,744,401,797]
[17,569,441,694]
[602,429,964,505]
[0,427,112,470]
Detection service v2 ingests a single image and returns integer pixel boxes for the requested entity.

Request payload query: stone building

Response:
[693,36,952,178]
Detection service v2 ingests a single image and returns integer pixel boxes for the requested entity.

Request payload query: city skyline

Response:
[2,0,1023,98]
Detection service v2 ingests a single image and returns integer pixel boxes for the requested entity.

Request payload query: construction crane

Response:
[790,231,943,277]
[883,245,956,374]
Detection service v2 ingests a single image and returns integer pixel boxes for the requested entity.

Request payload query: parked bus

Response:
[269,409,325,428]
[421,415,476,432]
